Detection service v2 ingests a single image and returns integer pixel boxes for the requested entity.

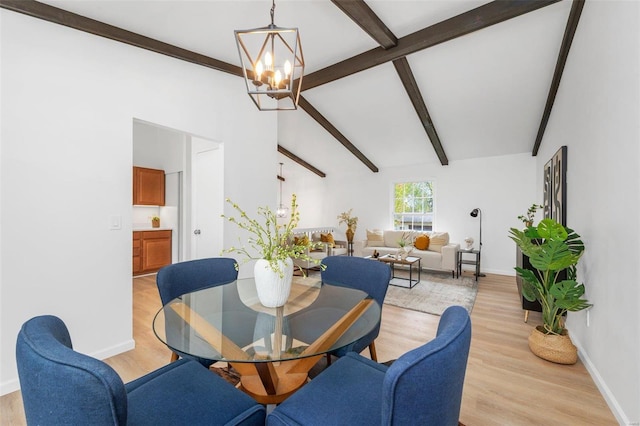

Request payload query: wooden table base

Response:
[237,361,314,404]
[171,298,374,404]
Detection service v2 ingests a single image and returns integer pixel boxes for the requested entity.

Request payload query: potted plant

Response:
[151,216,160,228]
[222,194,321,307]
[509,218,591,364]
[396,232,413,260]
[337,209,358,242]
[517,203,543,228]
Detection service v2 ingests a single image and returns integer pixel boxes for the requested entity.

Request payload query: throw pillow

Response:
[294,235,309,246]
[366,229,384,244]
[414,234,430,251]
[428,232,450,253]
[320,233,335,248]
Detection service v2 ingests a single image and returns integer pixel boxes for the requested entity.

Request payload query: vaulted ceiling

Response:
[2,0,583,178]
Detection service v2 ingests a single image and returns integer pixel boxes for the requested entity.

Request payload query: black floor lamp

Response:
[469,208,485,277]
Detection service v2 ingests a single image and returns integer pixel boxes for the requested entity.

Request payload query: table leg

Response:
[242,298,374,404]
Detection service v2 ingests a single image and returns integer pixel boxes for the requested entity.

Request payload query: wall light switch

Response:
[109,215,122,230]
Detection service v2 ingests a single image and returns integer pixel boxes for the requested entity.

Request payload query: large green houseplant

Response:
[509,218,591,363]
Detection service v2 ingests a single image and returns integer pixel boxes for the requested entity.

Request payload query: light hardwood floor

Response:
[1,272,616,425]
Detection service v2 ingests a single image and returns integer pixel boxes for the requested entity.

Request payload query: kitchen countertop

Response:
[133,227,173,232]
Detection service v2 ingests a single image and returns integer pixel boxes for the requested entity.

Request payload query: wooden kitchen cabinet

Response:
[132,232,142,274]
[133,166,165,206]
[133,230,171,275]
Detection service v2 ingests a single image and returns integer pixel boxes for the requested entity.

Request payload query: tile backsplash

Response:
[132,206,160,229]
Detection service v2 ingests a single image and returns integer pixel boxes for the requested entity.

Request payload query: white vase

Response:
[253,258,294,308]
[398,246,411,260]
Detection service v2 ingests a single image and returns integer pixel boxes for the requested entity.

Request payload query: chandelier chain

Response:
[270,0,276,26]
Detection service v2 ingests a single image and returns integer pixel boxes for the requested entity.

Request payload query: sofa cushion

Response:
[366,229,384,245]
[383,230,409,248]
[294,235,309,246]
[321,233,335,247]
[428,232,449,253]
[414,234,430,250]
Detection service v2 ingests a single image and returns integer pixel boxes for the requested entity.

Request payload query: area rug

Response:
[383,271,478,315]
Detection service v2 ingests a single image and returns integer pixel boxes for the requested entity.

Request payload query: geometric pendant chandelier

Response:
[234,0,304,111]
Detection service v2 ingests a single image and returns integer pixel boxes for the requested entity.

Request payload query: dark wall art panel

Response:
[543,146,567,226]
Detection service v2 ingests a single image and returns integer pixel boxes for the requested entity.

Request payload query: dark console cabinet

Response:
[516,246,542,322]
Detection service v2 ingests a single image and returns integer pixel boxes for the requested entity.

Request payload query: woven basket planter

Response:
[528,326,578,365]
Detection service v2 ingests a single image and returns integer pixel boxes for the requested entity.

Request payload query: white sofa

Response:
[291,227,348,271]
[355,229,459,275]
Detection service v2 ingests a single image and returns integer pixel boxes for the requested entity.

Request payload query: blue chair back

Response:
[16,315,127,425]
[321,256,391,354]
[156,257,238,305]
[382,305,472,425]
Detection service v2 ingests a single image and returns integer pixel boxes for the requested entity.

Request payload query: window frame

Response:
[391,180,434,231]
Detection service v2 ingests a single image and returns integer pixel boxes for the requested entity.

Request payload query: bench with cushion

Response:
[291,227,348,271]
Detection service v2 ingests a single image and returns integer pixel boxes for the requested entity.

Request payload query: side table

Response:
[375,255,421,289]
[457,249,480,281]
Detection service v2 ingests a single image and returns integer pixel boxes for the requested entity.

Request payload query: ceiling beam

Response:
[532,0,585,156]
[393,58,448,165]
[297,97,379,173]
[277,145,326,178]
[333,0,448,165]
[302,0,562,91]
[330,0,397,49]
[0,0,243,77]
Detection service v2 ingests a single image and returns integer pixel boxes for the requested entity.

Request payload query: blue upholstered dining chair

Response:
[156,257,238,306]
[16,315,265,426]
[267,305,472,426]
[320,255,391,361]
[156,257,238,364]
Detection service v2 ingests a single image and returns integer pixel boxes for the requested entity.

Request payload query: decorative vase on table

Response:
[253,258,294,308]
[464,237,474,250]
[398,246,411,260]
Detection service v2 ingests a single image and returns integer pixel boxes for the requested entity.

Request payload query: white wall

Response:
[133,120,186,173]
[0,10,276,394]
[289,153,537,275]
[534,1,639,423]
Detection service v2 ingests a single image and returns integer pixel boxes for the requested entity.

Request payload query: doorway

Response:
[132,119,224,264]
[190,137,224,259]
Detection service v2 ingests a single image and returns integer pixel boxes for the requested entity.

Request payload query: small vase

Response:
[398,247,409,260]
[528,326,577,365]
[345,227,355,243]
[253,258,294,308]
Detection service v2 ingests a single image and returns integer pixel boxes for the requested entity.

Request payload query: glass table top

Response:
[153,276,381,363]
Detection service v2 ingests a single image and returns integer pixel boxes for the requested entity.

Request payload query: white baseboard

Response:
[475,267,514,276]
[0,378,20,396]
[572,335,635,425]
[90,339,136,361]
[1,339,135,397]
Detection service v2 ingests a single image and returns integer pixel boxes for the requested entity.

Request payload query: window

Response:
[393,181,434,231]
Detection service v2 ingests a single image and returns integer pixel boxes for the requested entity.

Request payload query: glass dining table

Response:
[153,276,381,404]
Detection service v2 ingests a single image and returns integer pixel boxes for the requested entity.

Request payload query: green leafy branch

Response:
[221,194,323,276]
